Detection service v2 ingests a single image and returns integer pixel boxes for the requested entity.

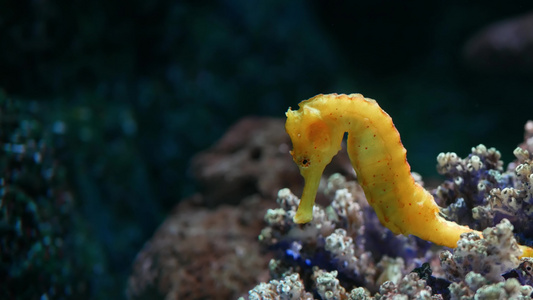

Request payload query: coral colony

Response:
[241,95,533,299]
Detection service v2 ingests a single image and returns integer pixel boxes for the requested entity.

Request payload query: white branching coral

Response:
[440,219,521,283]
[246,272,313,300]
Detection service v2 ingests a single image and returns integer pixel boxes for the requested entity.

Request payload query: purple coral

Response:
[438,219,533,299]
[245,268,444,299]
[377,272,442,299]
[245,122,533,299]
[435,143,533,246]
[312,269,347,299]
[440,219,521,283]
[475,279,532,299]
[259,187,377,289]
[248,184,533,299]
[247,272,313,300]
[450,276,532,300]
[503,258,533,286]
[255,175,442,298]
[435,145,507,229]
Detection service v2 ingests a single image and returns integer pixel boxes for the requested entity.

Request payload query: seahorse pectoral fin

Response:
[294,167,324,224]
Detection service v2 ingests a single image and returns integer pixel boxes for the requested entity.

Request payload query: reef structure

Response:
[241,94,533,299]
[244,172,533,299]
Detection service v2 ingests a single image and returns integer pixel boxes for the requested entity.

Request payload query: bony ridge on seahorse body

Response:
[285,93,533,258]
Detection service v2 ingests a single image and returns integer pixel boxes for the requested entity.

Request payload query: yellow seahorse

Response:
[285,93,533,257]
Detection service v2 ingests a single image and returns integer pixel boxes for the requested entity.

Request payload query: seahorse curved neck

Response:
[316,95,424,234]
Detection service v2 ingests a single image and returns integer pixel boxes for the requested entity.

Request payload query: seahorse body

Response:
[285,93,533,257]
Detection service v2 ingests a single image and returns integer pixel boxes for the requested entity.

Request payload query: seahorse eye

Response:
[301,157,311,167]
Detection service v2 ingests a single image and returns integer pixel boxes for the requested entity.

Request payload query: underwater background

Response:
[2,1,533,299]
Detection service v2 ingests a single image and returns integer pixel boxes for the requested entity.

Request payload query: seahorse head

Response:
[285,98,343,223]
[286,106,341,167]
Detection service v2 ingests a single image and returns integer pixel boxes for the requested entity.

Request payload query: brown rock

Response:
[127,195,273,300]
[464,12,533,73]
[127,116,355,299]
[190,117,301,207]
[190,117,353,207]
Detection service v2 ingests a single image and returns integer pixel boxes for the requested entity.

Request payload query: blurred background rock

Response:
[1,1,533,298]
